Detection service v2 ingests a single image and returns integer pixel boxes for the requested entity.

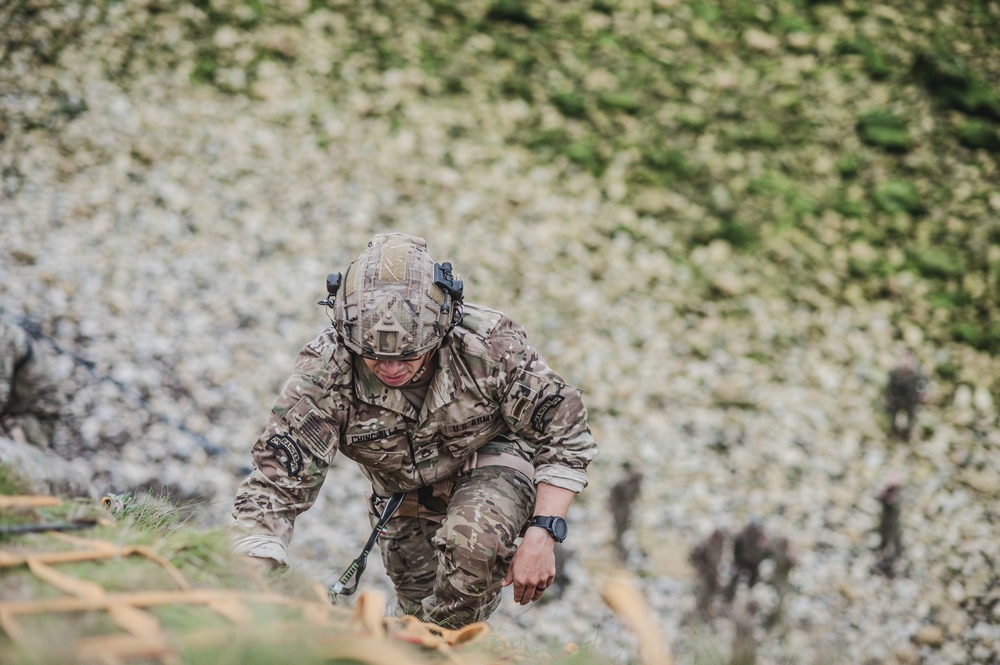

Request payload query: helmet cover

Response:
[333,233,458,358]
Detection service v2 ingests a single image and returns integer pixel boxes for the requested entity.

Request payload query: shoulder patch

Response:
[530,394,565,433]
[509,383,536,421]
[266,434,304,476]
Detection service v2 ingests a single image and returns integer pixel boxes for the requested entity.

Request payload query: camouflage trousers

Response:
[372,463,535,628]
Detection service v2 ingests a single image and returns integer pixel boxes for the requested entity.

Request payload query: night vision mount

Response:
[316,273,342,308]
[433,262,463,305]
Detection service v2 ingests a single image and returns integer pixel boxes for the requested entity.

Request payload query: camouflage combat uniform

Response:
[0,315,63,449]
[232,303,597,626]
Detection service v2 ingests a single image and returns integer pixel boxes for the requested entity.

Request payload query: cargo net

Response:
[0,495,493,665]
[0,495,671,665]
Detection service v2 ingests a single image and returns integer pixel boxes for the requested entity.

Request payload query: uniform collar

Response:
[353,356,417,418]
[421,347,467,415]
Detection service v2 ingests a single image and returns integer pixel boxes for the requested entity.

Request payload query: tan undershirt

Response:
[400,353,438,410]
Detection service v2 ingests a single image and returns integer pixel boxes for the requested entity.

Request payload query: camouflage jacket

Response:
[232,304,597,561]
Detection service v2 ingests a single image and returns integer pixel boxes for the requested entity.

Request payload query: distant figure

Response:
[608,461,643,560]
[0,314,64,449]
[875,481,903,577]
[885,350,927,440]
[764,535,796,623]
[724,520,769,602]
[689,527,728,618]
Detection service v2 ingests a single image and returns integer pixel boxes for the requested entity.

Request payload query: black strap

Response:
[328,492,405,599]
[13,339,34,373]
[0,520,97,536]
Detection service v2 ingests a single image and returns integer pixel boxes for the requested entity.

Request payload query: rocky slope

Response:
[2,1,999,663]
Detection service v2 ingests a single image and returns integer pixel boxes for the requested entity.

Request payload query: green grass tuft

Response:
[856,111,911,152]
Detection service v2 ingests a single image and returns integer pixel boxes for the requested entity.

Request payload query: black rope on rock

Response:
[1,305,226,458]
[0,520,98,536]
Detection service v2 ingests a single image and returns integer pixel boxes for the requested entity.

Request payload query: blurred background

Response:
[1,1,998,663]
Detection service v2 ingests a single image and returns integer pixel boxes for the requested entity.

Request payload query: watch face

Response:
[551,517,568,542]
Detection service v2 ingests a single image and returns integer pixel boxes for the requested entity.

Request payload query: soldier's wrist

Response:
[526,515,568,543]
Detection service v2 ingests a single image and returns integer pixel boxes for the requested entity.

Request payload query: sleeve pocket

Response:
[285,396,336,461]
[502,368,570,434]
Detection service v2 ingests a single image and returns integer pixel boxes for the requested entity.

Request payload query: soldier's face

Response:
[363,352,431,387]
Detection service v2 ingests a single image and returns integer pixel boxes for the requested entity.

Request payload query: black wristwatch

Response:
[527,515,568,543]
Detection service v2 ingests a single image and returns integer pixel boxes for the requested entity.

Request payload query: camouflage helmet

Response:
[319,233,463,359]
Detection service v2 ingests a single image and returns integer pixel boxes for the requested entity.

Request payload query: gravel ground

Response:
[2,5,999,664]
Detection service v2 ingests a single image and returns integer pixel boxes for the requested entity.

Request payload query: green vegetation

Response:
[102,0,992,350]
[856,111,912,152]
[958,119,1000,151]
[0,464,32,496]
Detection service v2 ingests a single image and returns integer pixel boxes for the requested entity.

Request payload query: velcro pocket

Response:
[341,446,407,471]
[502,368,569,434]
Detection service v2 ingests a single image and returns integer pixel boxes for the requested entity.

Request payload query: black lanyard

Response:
[328,492,404,599]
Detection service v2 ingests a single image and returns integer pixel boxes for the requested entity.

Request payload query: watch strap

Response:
[527,515,567,543]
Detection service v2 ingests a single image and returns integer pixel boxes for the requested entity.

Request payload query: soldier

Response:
[608,461,643,561]
[689,527,728,618]
[885,350,927,441]
[723,520,769,603]
[0,314,64,449]
[232,233,598,628]
[875,481,903,577]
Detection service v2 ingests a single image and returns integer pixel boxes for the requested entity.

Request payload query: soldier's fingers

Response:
[501,568,513,587]
[518,584,539,605]
[515,582,548,605]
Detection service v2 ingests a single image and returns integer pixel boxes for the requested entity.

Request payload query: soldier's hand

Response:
[502,528,556,605]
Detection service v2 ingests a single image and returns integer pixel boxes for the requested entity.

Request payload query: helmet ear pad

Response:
[322,233,463,358]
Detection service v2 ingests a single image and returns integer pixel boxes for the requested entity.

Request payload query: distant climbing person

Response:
[0,313,64,449]
[724,519,769,602]
[874,481,903,577]
[232,233,598,628]
[689,527,728,618]
[885,350,927,440]
[608,460,643,560]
